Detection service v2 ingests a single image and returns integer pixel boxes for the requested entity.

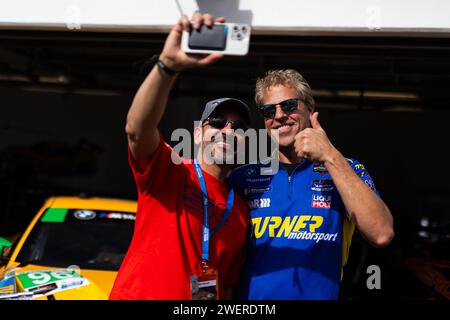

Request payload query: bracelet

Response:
[157,59,178,76]
[149,54,178,76]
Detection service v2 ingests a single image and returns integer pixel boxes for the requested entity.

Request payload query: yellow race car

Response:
[0,196,137,300]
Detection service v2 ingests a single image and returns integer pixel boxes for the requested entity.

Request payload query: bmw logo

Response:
[74,210,97,220]
[246,168,256,177]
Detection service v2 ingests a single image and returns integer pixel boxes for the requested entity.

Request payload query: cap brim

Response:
[210,99,251,125]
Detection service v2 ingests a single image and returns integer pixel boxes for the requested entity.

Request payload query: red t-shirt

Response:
[109,133,249,299]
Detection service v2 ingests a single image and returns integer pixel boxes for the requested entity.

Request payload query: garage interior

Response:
[1,29,449,299]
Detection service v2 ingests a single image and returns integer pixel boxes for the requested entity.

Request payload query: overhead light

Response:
[38,75,70,84]
[382,106,424,113]
[420,218,430,227]
[0,74,70,84]
[418,231,429,238]
[0,74,31,82]
[313,89,419,101]
[357,91,418,100]
[22,85,123,96]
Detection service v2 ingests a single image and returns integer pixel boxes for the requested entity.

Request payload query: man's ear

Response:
[194,126,202,145]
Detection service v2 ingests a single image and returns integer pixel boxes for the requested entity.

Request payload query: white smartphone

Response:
[181,22,251,56]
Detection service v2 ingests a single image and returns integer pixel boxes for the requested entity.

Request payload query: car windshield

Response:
[16,208,135,271]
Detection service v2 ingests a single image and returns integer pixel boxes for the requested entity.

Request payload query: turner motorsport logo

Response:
[251,215,338,243]
[312,194,332,208]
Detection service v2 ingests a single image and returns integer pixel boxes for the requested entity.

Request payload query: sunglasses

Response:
[258,98,300,118]
[202,117,247,130]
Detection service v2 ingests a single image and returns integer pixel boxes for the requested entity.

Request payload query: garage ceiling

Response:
[0,30,450,111]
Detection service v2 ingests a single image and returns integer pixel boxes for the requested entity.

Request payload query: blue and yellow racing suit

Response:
[229,158,378,299]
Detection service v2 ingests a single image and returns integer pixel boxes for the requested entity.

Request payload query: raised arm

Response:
[125,13,225,162]
[294,112,394,247]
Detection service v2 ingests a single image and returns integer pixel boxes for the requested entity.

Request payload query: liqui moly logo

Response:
[312,194,332,208]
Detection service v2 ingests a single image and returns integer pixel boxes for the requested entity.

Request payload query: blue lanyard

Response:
[193,159,235,262]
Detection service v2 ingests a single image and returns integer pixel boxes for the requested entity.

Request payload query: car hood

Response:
[0,263,117,300]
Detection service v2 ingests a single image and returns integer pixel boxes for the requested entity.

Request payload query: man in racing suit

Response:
[229,69,394,299]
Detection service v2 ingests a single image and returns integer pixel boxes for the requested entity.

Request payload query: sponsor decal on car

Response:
[74,210,96,220]
[41,208,68,223]
[0,274,15,295]
[16,269,89,297]
[98,212,135,220]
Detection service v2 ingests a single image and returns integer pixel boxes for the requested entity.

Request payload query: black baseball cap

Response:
[200,98,251,125]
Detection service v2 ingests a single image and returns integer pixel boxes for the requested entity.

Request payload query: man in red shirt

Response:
[109,13,250,300]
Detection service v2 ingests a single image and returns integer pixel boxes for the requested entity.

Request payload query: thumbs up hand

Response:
[294,112,335,163]
[310,111,323,130]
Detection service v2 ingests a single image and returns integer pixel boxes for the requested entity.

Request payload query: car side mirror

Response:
[0,237,12,258]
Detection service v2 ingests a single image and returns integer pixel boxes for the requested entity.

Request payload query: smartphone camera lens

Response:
[236,33,242,40]
[233,25,239,32]
[241,26,248,33]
